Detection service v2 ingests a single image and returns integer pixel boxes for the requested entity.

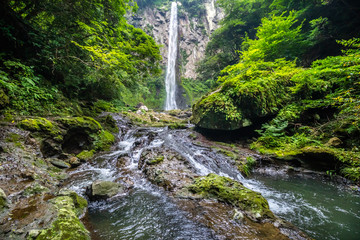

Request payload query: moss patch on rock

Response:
[36,194,89,240]
[147,155,165,165]
[76,150,95,161]
[57,117,101,133]
[188,173,274,220]
[18,118,61,139]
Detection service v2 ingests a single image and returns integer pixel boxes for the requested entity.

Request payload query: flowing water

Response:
[66,117,360,240]
[164,2,178,110]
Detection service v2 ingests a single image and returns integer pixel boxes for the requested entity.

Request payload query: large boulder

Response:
[192,91,251,130]
[188,173,275,221]
[86,181,124,200]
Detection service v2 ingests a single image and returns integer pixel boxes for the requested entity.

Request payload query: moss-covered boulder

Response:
[57,117,102,133]
[192,91,246,130]
[192,59,300,130]
[86,181,123,200]
[188,173,274,220]
[36,193,90,240]
[59,117,115,153]
[18,118,62,139]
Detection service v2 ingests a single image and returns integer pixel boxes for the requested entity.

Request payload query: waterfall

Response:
[165,2,178,110]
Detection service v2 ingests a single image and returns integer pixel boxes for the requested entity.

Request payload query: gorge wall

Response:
[131,0,223,79]
[130,0,223,108]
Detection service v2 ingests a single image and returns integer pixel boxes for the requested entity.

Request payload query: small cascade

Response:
[164,2,178,110]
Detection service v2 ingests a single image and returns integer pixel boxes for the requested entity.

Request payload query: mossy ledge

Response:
[18,117,62,140]
[17,116,115,156]
[188,173,275,220]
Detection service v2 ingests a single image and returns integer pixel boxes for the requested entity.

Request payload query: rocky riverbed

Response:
[0,110,359,239]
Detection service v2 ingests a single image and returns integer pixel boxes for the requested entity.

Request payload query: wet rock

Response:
[139,105,149,112]
[27,229,41,239]
[41,138,62,158]
[68,156,81,167]
[150,114,160,122]
[50,159,70,169]
[86,181,124,200]
[135,102,145,108]
[0,188,8,211]
[326,137,343,147]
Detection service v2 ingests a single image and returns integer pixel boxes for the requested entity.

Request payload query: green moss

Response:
[59,190,88,217]
[147,155,164,165]
[36,195,90,240]
[216,148,239,161]
[76,150,95,161]
[99,115,119,133]
[192,91,244,130]
[188,133,197,140]
[57,117,101,133]
[5,133,23,147]
[0,88,9,109]
[93,100,117,113]
[188,173,274,219]
[18,118,61,138]
[168,122,187,129]
[92,130,115,151]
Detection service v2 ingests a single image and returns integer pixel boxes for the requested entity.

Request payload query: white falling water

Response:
[165,2,178,110]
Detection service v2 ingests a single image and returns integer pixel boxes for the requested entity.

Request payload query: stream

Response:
[65,116,360,240]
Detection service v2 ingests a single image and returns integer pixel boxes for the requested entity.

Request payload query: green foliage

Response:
[92,130,115,151]
[178,0,206,18]
[241,156,257,177]
[1,0,162,114]
[197,0,360,85]
[241,11,307,62]
[181,78,210,105]
[341,167,360,182]
[0,59,62,115]
[248,40,360,182]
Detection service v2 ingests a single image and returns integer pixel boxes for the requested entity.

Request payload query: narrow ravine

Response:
[64,115,360,240]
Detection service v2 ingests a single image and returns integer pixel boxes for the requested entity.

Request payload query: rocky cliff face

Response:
[130,0,223,80]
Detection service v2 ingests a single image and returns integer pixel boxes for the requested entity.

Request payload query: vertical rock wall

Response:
[130,0,223,79]
[129,0,223,108]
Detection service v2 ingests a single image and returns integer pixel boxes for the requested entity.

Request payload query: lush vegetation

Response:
[192,1,360,183]
[0,0,162,116]
[197,0,360,87]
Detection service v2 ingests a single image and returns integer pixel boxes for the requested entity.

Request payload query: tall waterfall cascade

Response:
[165,2,178,110]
